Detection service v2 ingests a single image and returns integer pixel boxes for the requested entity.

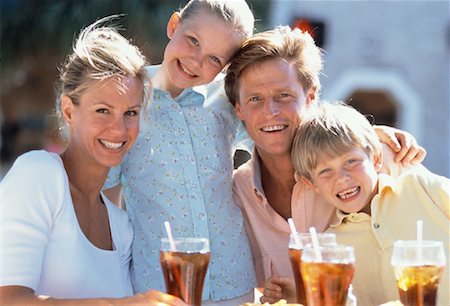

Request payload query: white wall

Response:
[270,0,450,177]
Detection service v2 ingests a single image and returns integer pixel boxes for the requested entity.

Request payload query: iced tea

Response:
[300,244,355,306]
[288,232,336,304]
[393,265,444,306]
[289,248,306,304]
[391,240,447,306]
[160,250,210,306]
[301,261,355,306]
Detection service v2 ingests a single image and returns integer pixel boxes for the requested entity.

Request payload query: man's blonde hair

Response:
[225,25,323,106]
[56,15,150,124]
[292,102,382,181]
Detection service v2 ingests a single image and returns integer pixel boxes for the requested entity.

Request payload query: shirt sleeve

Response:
[0,151,65,290]
[414,168,450,219]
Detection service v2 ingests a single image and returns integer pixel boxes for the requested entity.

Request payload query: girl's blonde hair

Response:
[225,25,323,106]
[292,102,382,181]
[179,0,254,39]
[56,15,150,124]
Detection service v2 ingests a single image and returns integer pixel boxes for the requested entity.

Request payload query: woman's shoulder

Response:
[5,150,63,180]
[15,149,61,166]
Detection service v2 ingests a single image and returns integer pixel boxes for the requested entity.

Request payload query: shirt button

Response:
[373,223,380,229]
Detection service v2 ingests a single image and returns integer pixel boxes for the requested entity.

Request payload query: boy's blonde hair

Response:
[225,25,323,106]
[179,0,254,39]
[292,102,382,181]
[56,15,150,124]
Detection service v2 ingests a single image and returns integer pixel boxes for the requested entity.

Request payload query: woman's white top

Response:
[0,150,133,298]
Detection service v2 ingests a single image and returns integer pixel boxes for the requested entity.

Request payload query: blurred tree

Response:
[0,0,270,164]
[1,0,270,69]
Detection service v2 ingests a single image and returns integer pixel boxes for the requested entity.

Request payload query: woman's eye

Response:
[96,108,109,114]
[125,110,138,117]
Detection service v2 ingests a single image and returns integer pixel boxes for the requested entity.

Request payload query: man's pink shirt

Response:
[232,146,404,285]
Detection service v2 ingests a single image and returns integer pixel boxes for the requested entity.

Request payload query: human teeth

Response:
[262,125,285,132]
[100,140,124,149]
[338,187,360,199]
[180,63,195,76]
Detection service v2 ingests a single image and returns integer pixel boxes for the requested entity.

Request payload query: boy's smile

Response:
[309,147,381,214]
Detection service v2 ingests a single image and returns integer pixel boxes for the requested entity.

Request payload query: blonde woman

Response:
[0,17,186,306]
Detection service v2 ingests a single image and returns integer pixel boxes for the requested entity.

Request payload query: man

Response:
[224,25,426,303]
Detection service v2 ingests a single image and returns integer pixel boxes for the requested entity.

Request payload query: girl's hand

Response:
[374,125,426,165]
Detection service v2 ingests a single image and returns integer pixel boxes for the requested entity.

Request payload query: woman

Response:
[0,17,186,306]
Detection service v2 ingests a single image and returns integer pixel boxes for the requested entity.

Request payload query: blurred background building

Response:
[1,0,449,177]
[271,0,450,177]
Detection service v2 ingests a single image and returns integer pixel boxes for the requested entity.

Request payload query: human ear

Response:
[373,151,383,172]
[301,176,320,193]
[235,101,245,121]
[167,12,181,39]
[305,85,317,107]
[61,96,75,126]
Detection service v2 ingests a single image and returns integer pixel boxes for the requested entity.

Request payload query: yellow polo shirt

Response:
[327,168,449,306]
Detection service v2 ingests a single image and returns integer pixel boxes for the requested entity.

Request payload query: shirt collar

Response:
[330,210,372,227]
[330,175,396,227]
[249,148,265,195]
[146,65,207,101]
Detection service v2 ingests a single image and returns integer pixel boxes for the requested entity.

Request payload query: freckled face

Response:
[63,76,143,168]
[235,58,316,160]
[308,147,381,213]
[161,10,244,96]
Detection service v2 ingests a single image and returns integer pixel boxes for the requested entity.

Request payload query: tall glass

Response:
[391,240,446,306]
[301,244,355,306]
[288,232,337,305]
[160,237,210,306]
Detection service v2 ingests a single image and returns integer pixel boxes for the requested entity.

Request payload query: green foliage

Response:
[1,0,270,69]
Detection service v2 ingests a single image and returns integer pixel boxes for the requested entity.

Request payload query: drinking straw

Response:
[309,226,323,261]
[417,219,423,262]
[416,219,423,242]
[288,218,302,248]
[164,221,177,251]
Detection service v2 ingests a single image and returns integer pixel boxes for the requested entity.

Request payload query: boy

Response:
[291,102,449,306]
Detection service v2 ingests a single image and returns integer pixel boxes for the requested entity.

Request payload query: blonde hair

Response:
[56,15,150,124]
[179,0,254,39]
[291,102,382,181]
[225,25,323,106]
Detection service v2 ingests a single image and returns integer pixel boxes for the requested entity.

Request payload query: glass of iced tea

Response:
[300,244,355,306]
[391,240,446,306]
[160,237,210,306]
[288,232,337,305]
